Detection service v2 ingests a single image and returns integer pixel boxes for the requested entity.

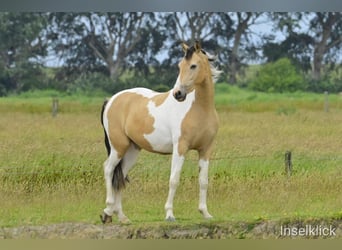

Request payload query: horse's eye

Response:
[190,64,197,70]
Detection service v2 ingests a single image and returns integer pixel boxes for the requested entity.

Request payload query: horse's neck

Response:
[194,78,215,110]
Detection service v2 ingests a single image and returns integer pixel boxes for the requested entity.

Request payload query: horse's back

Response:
[104,88,172,153]
[105,88,164,118]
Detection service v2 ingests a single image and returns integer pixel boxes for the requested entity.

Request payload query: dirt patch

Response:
[1,220,341,239]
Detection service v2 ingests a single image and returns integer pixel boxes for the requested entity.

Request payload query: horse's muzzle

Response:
[173,90,187,102]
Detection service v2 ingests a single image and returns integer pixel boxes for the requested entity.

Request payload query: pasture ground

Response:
[0,86,341,238]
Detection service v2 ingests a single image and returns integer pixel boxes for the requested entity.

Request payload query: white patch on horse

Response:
[144,90,196,154]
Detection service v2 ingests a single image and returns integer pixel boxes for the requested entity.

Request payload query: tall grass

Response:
[0,89,341,227]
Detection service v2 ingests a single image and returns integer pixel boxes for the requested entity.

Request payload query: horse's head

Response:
[173,41,220,102]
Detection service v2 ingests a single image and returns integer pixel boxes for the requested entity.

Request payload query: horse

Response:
[100,41,222,224]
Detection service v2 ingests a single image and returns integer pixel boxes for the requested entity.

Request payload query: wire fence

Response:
[1,151,341,177]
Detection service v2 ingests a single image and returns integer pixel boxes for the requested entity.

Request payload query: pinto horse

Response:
[100,41,222,224]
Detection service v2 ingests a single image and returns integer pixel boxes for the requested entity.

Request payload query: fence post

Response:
[324,91,329,112]
[284,151,292,177]
[52,98,59,117]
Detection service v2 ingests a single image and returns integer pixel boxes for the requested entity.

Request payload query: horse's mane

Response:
[201,49,222,83]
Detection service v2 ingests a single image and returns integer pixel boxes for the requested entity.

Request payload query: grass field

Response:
[0,86,341,231]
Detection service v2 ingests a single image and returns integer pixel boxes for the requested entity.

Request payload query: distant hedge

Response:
[249,58,306,93]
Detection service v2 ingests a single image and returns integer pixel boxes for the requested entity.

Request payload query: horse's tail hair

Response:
[101,99,111,156]
[112,160,127,191]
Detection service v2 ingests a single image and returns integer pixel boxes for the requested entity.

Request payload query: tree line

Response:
[0,12,341,96]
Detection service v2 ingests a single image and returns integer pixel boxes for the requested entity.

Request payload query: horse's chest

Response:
[181,110,218,149]
[143,92,195,153]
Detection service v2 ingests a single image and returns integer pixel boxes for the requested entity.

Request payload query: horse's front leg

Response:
[164,149,185,221]
[198,158,213,219]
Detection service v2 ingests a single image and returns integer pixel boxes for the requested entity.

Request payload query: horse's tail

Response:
[113,160,127,191]
[101,99,128,191]
[101,99,111,156]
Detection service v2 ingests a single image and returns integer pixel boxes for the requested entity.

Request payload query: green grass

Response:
[0,88,341,228]
[215,84,342,112]
[0,89,106,114]
[1,85,341,114]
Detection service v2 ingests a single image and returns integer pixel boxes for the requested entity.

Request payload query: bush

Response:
[307,67,342,93]
[249,58,306,93]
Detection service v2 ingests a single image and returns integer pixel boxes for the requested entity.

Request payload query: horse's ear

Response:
[194,40,201,53]
[182,42,189,53]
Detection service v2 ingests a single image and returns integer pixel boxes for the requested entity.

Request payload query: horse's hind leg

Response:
[101,151,121,223]
[113,143,140,224]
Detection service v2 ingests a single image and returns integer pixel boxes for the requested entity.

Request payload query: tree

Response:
[225,12,264,84]
[310,12,342,81]
[47,12,166,82]
[0,12,48,95]
[171,12,218,42]
[270,12,342,81]
[262,32,314,73]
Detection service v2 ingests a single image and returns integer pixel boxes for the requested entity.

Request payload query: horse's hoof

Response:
[165,216,176,222]
[204,215,213,220]
[119,216,131,225]
[199,209,213,220]
[100,212,112,224]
